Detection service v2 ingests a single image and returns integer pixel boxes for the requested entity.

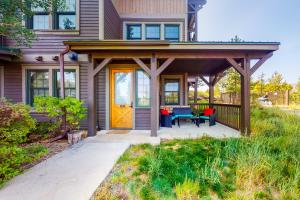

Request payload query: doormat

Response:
[107,130,130,135]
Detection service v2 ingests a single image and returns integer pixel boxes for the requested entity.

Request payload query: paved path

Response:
[0,138,130,200]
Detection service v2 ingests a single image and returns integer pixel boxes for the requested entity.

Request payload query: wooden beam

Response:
[209,76,214,105]
[88,59,97,136]
[241,57,251,136]
[150,54,158,137]
[226,57,245,76]
[250,52,273,75]
[156,57,175,76]
[133,58,151,76]
[199,75,209,85]
[93,58,112,77]
[194,77,198,103]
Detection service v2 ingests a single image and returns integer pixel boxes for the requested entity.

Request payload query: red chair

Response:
[199,108,216,126]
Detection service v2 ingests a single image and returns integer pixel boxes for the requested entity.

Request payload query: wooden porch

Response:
[60,40,279,137]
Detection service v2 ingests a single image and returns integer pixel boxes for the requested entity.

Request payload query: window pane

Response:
[62,0,76,12]
[165,92,179,105]
[115,72,132,105]
[164,79,180,105]
[56,70,76,98]
[33,15,49,29]
[127,24,142,40]
[165,81,179,92]
[58,15,76,30]
[146,25,160,40]
[165,25,180,41]
[136,71,150,107]
[28,70,49,105]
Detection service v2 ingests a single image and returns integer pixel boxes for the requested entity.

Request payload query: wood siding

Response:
[104,0,122,39]
[112,0,186,18]
[135,108,151,130]
[3,64,22,103]
[96,68,106,130]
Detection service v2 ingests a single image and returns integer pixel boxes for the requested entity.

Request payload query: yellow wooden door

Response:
[110,69,133,129]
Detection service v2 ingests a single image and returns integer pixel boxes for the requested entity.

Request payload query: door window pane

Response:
[115,72,132,105]
[164,79,180,105]
[55,70,76,98]
[136,70,150,107]
[165,24,180,42]
[127,24,142,40]
[146,24,161,40]
[27,70,49,105]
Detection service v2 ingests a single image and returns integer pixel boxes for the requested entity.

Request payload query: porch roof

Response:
[63,40,280,53]
[0,47,19,62]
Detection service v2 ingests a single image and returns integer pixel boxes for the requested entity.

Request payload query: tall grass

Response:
[93,107,300,200]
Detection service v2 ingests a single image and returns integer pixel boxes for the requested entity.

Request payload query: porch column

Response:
[209,75,214,105]
[194,77,198,103]
[241,58,251,136]
[88,61,96,136]
[150,55,158,137]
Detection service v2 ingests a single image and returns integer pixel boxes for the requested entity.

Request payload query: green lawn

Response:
[92,107,300,200]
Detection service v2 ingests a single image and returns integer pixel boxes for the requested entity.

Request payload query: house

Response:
[0,0,279,137]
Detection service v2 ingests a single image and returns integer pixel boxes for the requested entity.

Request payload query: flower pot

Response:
[68,131,83,145]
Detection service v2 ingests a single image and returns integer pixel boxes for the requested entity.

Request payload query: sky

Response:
[197,0,300,84]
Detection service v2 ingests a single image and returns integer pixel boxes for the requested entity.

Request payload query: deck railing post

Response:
[241,57,251,136]
[209,75,214,107]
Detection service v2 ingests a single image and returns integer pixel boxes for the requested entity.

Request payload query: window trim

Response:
[26,0,79,32]
[135,70,151,108]
[126,24,142,40]
[54,0,77,30]
[22,65,80,104]
[123,21,183,41]
[161,75,184,106]
[145,24,161,40]
[163,79,180,105]
[164,24,180,42]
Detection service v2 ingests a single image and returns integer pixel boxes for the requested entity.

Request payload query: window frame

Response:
[52,69,77,97]
[135,70,151,108]
[22,65,80,105]
[26,69,50,105]
[164,24,180,42]
[145,24,161,40]
[53,0,77,30]
[27,6,50,30]
[126,24,142,40]
[163,79,181,105]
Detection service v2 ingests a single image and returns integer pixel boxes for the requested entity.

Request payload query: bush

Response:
[0,99,36,145]
[34,96,87,132]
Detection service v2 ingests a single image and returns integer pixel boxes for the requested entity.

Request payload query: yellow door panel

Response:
[110,69,133,129]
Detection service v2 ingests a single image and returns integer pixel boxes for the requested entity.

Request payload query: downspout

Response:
[59,46,70,98]
[59,46,70,133]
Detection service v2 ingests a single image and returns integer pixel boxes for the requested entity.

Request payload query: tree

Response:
[230,35,244,43]
[290,77,300,104]
[0,0,64,47]
[265,72,292,93]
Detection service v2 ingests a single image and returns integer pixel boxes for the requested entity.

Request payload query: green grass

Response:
[92,107,300,200]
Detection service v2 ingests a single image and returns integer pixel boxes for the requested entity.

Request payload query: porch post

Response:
[88,59,96,136]
[209,75,214,105]
[241,57,251,136]
[150,54,158,137]
[194,77,198,103]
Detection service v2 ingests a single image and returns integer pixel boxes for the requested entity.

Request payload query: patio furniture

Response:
[171,107,198,127]
[160,109,172,127]
[199,108,216,126]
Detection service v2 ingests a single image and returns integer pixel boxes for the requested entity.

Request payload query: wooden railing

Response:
[189,103,241,130]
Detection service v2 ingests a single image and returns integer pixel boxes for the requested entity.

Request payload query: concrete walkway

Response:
[0,138,130,200]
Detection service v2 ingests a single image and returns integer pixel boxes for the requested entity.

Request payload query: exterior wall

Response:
[111,0,187,19]
[135,108,151,130]
[0,66,3,98]
[3,64,23,103]
[104,0,122,39]
[96,68,106,130]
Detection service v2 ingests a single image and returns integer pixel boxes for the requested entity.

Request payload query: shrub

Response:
[34,96,87,132]
[0,99,36,145]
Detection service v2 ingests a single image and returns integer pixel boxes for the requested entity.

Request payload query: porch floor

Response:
[97,122,240,144]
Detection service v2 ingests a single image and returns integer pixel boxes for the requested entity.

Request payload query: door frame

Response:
[109,65,137,129]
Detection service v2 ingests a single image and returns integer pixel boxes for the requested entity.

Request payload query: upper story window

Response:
[55,0,76,30]
[29,6,50,30]
[165,24,180,42]
[145,24,161,40]
[27,0,77,30]
[127,24,142,40]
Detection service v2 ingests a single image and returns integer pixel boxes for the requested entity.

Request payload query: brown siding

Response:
[135,108,151,130]
[80,0,99,38]
[79,62,89,129]
[104,0,121,39]
[112,0,186,18]
[3,64,22,103]
[96,68,106,130]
